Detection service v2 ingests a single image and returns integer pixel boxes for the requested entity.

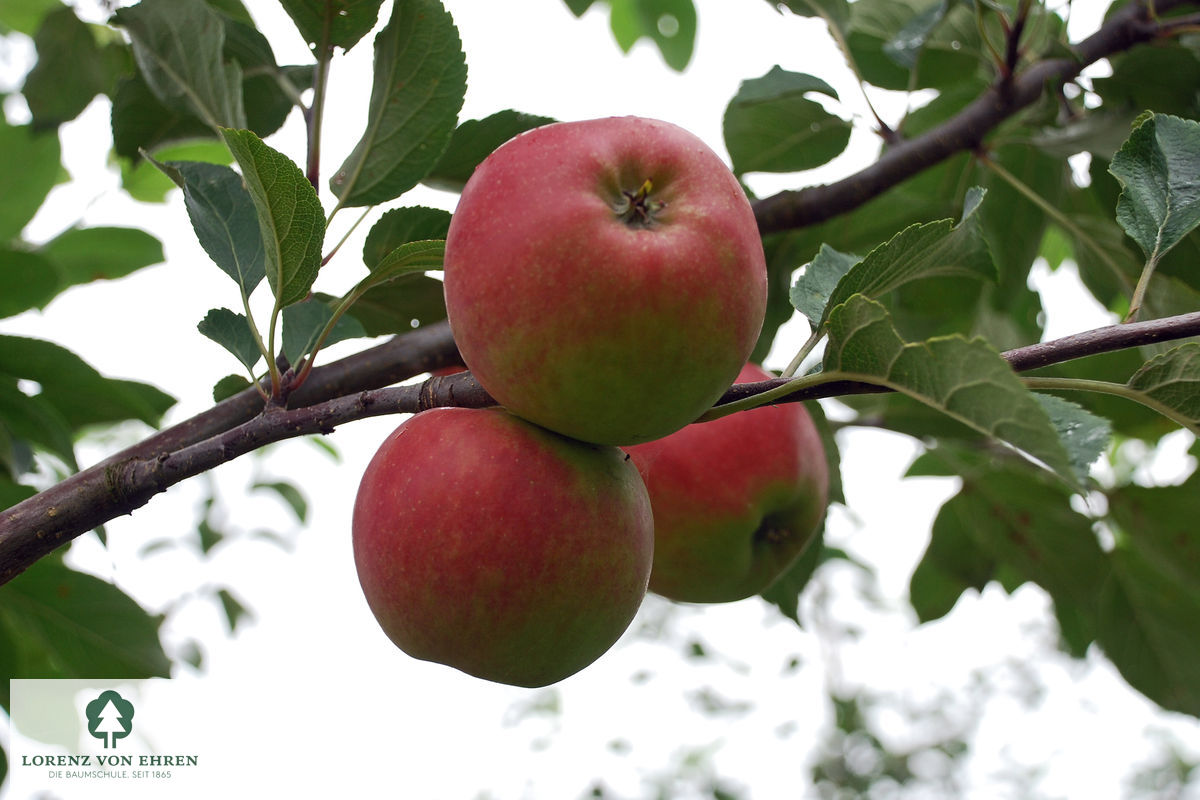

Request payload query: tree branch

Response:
[716,311,1200,407]
[750,0,1175,235]
[96,320,460,469]
[4,310,1200,585]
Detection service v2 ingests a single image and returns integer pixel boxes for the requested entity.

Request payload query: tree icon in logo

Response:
[86,690,135,749]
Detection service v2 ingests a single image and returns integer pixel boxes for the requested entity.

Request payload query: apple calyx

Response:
[754,515,793,546]
[615,179,666,228]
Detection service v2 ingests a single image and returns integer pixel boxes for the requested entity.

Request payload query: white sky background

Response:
[3,1,1200,797]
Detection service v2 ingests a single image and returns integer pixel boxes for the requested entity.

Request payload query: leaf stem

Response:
[782,327,824,378]
[695,370,835,423]
[975,0,1006,75]
[239,287,271,401]
[290,280,379,391]
[268,66,308,111]
[1023,375,1200,434]
[266,304,283,398]
[799,0,893,139]
[1125,252,1161,323]
[305,14,335,191]
[322,207,373,266]
[295,240,447,387]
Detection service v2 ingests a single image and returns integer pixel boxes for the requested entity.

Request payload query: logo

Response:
[85,690,135,749]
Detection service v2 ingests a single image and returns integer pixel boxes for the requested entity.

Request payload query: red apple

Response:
[352,406,654,687]
[623,364,829,603]
[443,116,767,446]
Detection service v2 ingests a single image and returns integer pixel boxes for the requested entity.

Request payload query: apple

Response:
[443,116,767,446]
[352,406,654,687]
[623,363,829,603]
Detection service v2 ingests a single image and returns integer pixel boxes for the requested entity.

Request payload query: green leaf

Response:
[197,517,224,554]
[212,374,252,402]
[252,479,309,523]
[22,6,110,130]
[807,398,845,507]
[280,298,367,365]
[823,295,1075,481]
[351,238,445,294]
[215,587,253,633]
[881,0,950,68]
[1101,475,1200,715]
[977,143,1069,309]
[220,128,324,307]
[197,308,263,374]
[424,110,556,192]
[563,0,598,17]
[0,477,37,510]
[307,436,342,462]
[1095,43,1200,122]
[329,0,467,206]
[1125,343,1200,435]
[122,140,232,203]
[1100,565,1200,716]
[206,0,254,26]
[0,335,174,430]
[220,17,312,138]
[754,231,813,363]
[734,65,840,105]
[163,160,266,294]
[277,0,386,51]
[846,0,981,90]
[112,0,246,130]
[911,463,1108,655]
[0,560,170,678]
[1031,109,1141,161]
[336,239,447,336]
[38,227,163,292]
[0,122,61,243]
[909,486,995,622]
[110,73,216,162]
[760,537,835,625]
[1023,347,1174,442]
[0,379,77,469]
[1109,113,1200,266]
[0,249,59,318]
[817,188,995,332]
[608,0,697,71]
[790,244,861,329]
[770,0,850,30]
[1032,394,1112,485]
[244,63,313,140]
[759,401,850,624]
[362,206,451,268]
[0,0,59,35]
[370,238,445,279]
[0,422,32,482]
[723,66,851,175]
[322,277,447,337]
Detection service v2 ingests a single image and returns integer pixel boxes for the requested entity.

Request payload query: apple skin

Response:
[443,116,767,446]
[622,364,829,603]
[352,406,654,687]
